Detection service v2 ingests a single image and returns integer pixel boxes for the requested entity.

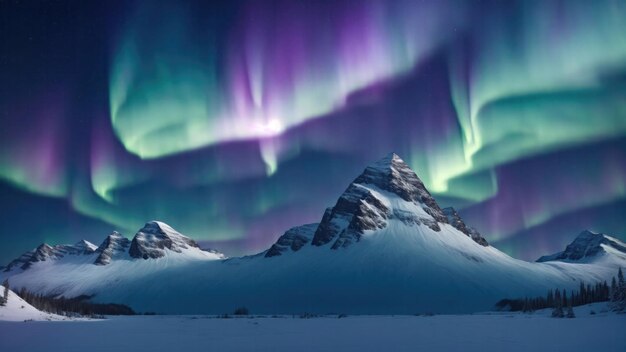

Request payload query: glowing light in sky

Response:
[109,0,462,160]
[1,0,625,262]
[0,91,69,197]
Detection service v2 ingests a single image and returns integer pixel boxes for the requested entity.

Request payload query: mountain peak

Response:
[368,152,403,169]
[311,153,452,248]
[74,240,98,253]
[94,231,131,265]
[577,229,603,239]
[129,221,200,259]
[537,230,626,262]
[353,154,446,218]
[142,220,171,232]
[3,243,61,272]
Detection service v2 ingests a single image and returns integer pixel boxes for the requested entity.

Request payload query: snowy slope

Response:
[0,288,65,321]
[1,153,624,314]
[1,310,624,352]
[3,240,98,272]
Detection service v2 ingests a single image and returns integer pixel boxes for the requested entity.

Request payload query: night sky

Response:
[1,0,625,263]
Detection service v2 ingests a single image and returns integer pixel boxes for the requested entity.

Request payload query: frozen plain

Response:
[1,304,624,352]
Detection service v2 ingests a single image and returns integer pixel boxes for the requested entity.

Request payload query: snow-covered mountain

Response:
[94,231,131,265]
[2,221,224,274]
[3,240,98,272]
[128,221,212,260]
[537,230,626,264]
[1,153,624,314]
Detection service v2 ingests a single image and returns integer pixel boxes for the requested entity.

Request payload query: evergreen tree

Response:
[579,282,586,305]
[551,305,564,318]
[522,298,529,313]
[1,279,8,306]
[498,277,616,313]
[611,277,618,301]
[566,304,575,318]
[614,267,626,312]
[551,289,564,317]
[546,289,554,308]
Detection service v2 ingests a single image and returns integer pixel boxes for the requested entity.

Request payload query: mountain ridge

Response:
[537,230,626,263]
[0,153,624,314]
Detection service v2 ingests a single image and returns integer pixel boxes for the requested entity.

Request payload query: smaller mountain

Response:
[537,230,626,263]
[3,240,97,272]
[3,244,59,272]
[128,221,204,259]
[265,223,318,258]
[2,221,224,272]
[94,232,131,265]
[64,240,98,255]
[442,207,488,246]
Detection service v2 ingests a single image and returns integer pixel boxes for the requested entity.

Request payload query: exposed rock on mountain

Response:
[312,153,455,249]
[265,224,318,257]
[94,232,131,265]
[443,207,489,246]
[3,240,97,272]
[129,221,201,260]
[537,230,626,262]
[2,154,624,315]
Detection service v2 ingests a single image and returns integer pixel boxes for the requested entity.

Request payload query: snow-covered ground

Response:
[0,304,624,352]
[0,288,67,322]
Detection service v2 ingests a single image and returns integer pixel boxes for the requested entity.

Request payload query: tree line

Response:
[496,267,626,316]
[15,287,136,317]
[0,280,135,317]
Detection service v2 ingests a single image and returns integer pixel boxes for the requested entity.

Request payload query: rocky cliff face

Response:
[537,230,626,262]
[311,184,391,249]
[265,223,318,257]
[443,207,488,246]
[311,153,471,249]
[129,221,201,259]
[94,232,131,265]
[352,153,448,223]
[3,240,97,272]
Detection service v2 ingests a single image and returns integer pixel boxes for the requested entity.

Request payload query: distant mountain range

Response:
[1,153,624,314]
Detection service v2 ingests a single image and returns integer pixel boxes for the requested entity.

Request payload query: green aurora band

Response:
[0,0,625,260]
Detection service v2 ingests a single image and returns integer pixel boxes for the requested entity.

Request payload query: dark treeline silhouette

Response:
[496,282,609,312]
[0,279,8,306]
[16,287,135,317]
[610,267,626,312]
[496,267,625,314]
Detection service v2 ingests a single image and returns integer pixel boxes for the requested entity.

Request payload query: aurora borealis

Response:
[1,0,625,262]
